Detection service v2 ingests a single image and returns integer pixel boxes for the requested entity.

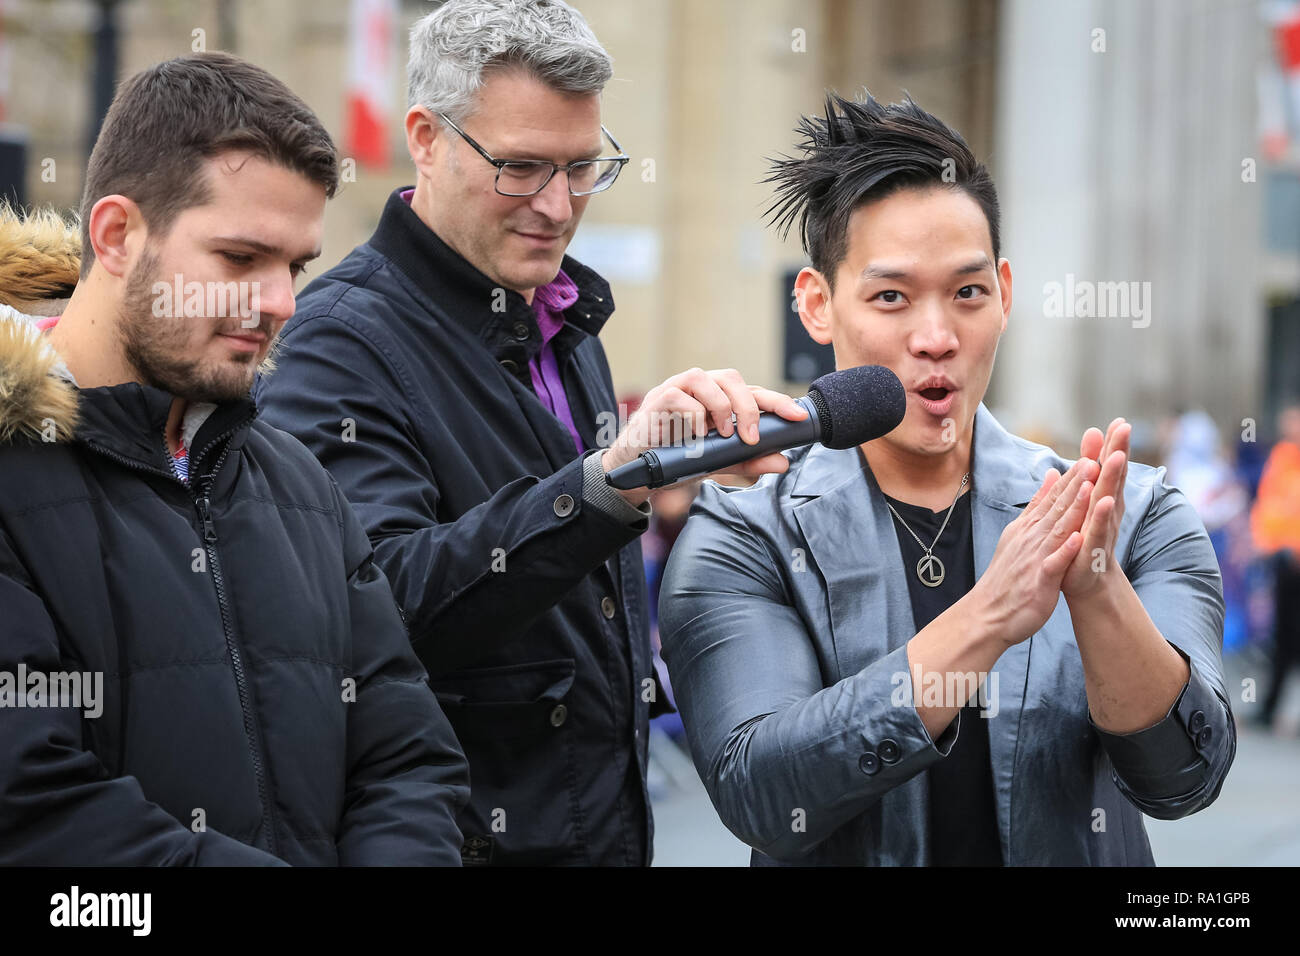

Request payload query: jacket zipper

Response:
[83,416,281,856]
[193,439,281,858]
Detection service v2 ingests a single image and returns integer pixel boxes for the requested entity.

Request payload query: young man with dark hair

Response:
[0,51,469,865]
[659,92,1235,866]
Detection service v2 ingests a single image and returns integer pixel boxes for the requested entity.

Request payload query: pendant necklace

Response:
[885,472,970,588]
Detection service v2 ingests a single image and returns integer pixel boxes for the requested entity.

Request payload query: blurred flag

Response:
[1260,63,1288,161]
[1274,8,1300,139]
[344,0,397,169]
[1256,1,1300,159]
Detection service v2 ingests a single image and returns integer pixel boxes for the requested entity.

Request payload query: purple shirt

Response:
[401,189,585,456]
[527,272,584,455]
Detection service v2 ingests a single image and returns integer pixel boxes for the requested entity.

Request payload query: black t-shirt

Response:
[882,487,1003,866]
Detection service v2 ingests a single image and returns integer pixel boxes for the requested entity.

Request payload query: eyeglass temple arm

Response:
[601,125,628,160]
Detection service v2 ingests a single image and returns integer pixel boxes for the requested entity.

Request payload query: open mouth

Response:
[914,381,958,415]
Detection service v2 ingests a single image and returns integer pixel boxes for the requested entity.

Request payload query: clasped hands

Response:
[974,418,1133,646]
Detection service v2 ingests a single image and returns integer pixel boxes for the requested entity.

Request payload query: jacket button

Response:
[601,596,617,619]
[878,738,900,764]
[500,358,519,373]
[1188,709,1206,733]
[858,752,880,775]
[1196,726,1213,748]
[512,322,530,341]
[553,494,575,517]
[549,704,568,727]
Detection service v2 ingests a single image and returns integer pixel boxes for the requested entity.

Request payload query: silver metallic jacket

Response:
[659,404,1235,865]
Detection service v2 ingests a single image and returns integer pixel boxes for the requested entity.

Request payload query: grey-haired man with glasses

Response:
[256,0,806,866]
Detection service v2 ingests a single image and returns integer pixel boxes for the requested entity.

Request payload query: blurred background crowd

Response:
[1,0,1297,864]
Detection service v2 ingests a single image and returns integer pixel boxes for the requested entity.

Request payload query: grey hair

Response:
[407,0,613,120]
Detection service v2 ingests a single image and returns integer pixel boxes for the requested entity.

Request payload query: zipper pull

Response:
[196,495,218,543]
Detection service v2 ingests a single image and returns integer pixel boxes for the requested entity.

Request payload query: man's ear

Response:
[997,257,1012,335]
[405,106,443,178]
[87,195,144,280]
[794,266,834,346]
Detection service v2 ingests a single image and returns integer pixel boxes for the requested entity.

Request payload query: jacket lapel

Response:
[791,441,930,863]
[968,404,1056,864]
[791,443,915,672]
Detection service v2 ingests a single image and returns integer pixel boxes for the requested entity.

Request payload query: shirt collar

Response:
[532,269,579,346]
[533,269,580,313]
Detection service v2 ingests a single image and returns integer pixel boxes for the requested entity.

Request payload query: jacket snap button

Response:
[1196,726,1213,748]
[1188,709,1206,733]
[553,494,575,517]
[858,751,880,775]
[601,596,617,619]
[512,322,530,341]
[549,704,568,727]
[500,358,519,373]
[878,738,900,763]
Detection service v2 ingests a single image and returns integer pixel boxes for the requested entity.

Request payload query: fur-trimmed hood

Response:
[0,207,82,443]
[0,305,80,443]
[0,205,80,312]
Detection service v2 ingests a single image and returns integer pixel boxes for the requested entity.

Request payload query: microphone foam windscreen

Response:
[807,365,906,449]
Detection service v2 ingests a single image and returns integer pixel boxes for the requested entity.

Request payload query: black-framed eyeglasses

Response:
[437,112,629,197]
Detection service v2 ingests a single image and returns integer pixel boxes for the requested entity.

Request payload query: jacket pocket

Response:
[429,658,585,864]
[429,657,575,737]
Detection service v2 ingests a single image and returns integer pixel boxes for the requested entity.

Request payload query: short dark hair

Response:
[79,51,339,278]
[765,91,1000,289]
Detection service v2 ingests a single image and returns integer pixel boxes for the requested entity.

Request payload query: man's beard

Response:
[118,247,268,404]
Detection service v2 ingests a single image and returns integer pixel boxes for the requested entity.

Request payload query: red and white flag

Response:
[344,0,397,169]
[1268,8,1300,159]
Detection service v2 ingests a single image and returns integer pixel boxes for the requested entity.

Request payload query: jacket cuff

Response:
[893,641,962,758]
[845,642,961,784]
[582,450,652,529]
[1088,649,1232,810]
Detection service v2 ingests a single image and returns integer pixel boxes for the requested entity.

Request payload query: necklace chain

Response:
[885,473,970,588]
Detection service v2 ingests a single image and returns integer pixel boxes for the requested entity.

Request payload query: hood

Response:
[0,206,81,443]
[0,304,80,443]
[0,204,81,313]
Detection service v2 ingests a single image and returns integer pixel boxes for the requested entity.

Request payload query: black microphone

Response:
[604,365,906,490]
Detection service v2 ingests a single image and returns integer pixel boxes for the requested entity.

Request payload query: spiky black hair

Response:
[764,91,1000,288]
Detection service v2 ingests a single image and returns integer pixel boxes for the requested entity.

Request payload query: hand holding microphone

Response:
[602,365,907,500]
[599,367,809,506]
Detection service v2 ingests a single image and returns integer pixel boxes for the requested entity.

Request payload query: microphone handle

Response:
[605,396,822,490]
